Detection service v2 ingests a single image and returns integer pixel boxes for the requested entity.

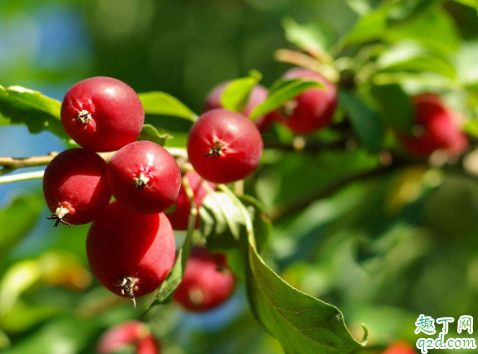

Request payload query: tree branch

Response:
[0,152,59,169]
[0,171,45,184]
[0,147,189,183]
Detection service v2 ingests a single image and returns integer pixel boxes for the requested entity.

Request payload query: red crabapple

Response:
[107,141,181,215]
[399,94,468,158]
[166,172,216,231]
[61,77,144,152]
[43,148,111,227]
[203,82,273,132]
[382,341,416,354]
[187,109,263,184]
[87,201,175,306]
[173,247,235,312]
[98,321,160,354]
[136,336,160,354]
[270,68,337,134]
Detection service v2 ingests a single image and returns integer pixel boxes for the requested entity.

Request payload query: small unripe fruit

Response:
[43,148,111,227]
[399,94,468,158]
[61,77,144,152]
[107,141,181,215]
[167,172,215,231]
[98,321,160,354]
[173,247,235,312]
[187,109,263,184]
[203,82,273,132]
[87,202,175,305]
[271,68,337,134]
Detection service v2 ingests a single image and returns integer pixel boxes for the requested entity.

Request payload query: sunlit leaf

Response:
[139,92,198,122]
[200,191,272,278]
[137,124,172,146]
[346,0,374,16]
[343,2,457,53]
[377,41,457,78]
[463,119,478,138]
[0,261,42,317]
[220,70,262,113]
[0,85,67,139]
[246,238,368,354]
[250,79,324,120]
[456,41,478,86]
[385,8,460,54]
[282,18,331,58]
[200,192,271,253]
[387,0,445,26]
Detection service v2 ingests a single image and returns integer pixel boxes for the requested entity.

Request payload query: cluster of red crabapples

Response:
[42,76,255,310]
[42,69,466,316]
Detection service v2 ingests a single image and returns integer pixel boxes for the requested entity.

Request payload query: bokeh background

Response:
[2,0,478,353]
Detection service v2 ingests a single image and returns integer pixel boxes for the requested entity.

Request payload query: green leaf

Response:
[139,92,198,122]
[216,186,367,354]
[342,4,389,47]
[146,176,198,309]
[385,8,460,54]
[240,195,272,254]
[339,91,384,152]
[463,119,478,138]
[0,260,43,317]
[371,72,460,93]
[343,2,457,53]
[0,195,42,261]
[220,70,262,113]
[246,239,368,354]
[386,0,446,26]
[200,192,271,253]
[200,191,272,278]
[146,223,194,307]
[0,85,67,139]
[282,18,331,58]
[346,0,374,16]
[371,83,415,134]
[456,41,478,86]
[200,192,243,249]
[376,41,457,78]
[250,79,324,120]
[137,124,172,146]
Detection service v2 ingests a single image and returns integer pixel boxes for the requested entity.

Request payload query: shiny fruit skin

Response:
[187,109,263,184]
[86,202,175,299]
[61,77,144,152]
[400,94,468,158]
[166,172,215,231]
[272,68,337,134]
[203,82,272,132]
[107,141,181,215]
[42,148,111,226]
[173,247,235,312]
[98,321,160,354]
